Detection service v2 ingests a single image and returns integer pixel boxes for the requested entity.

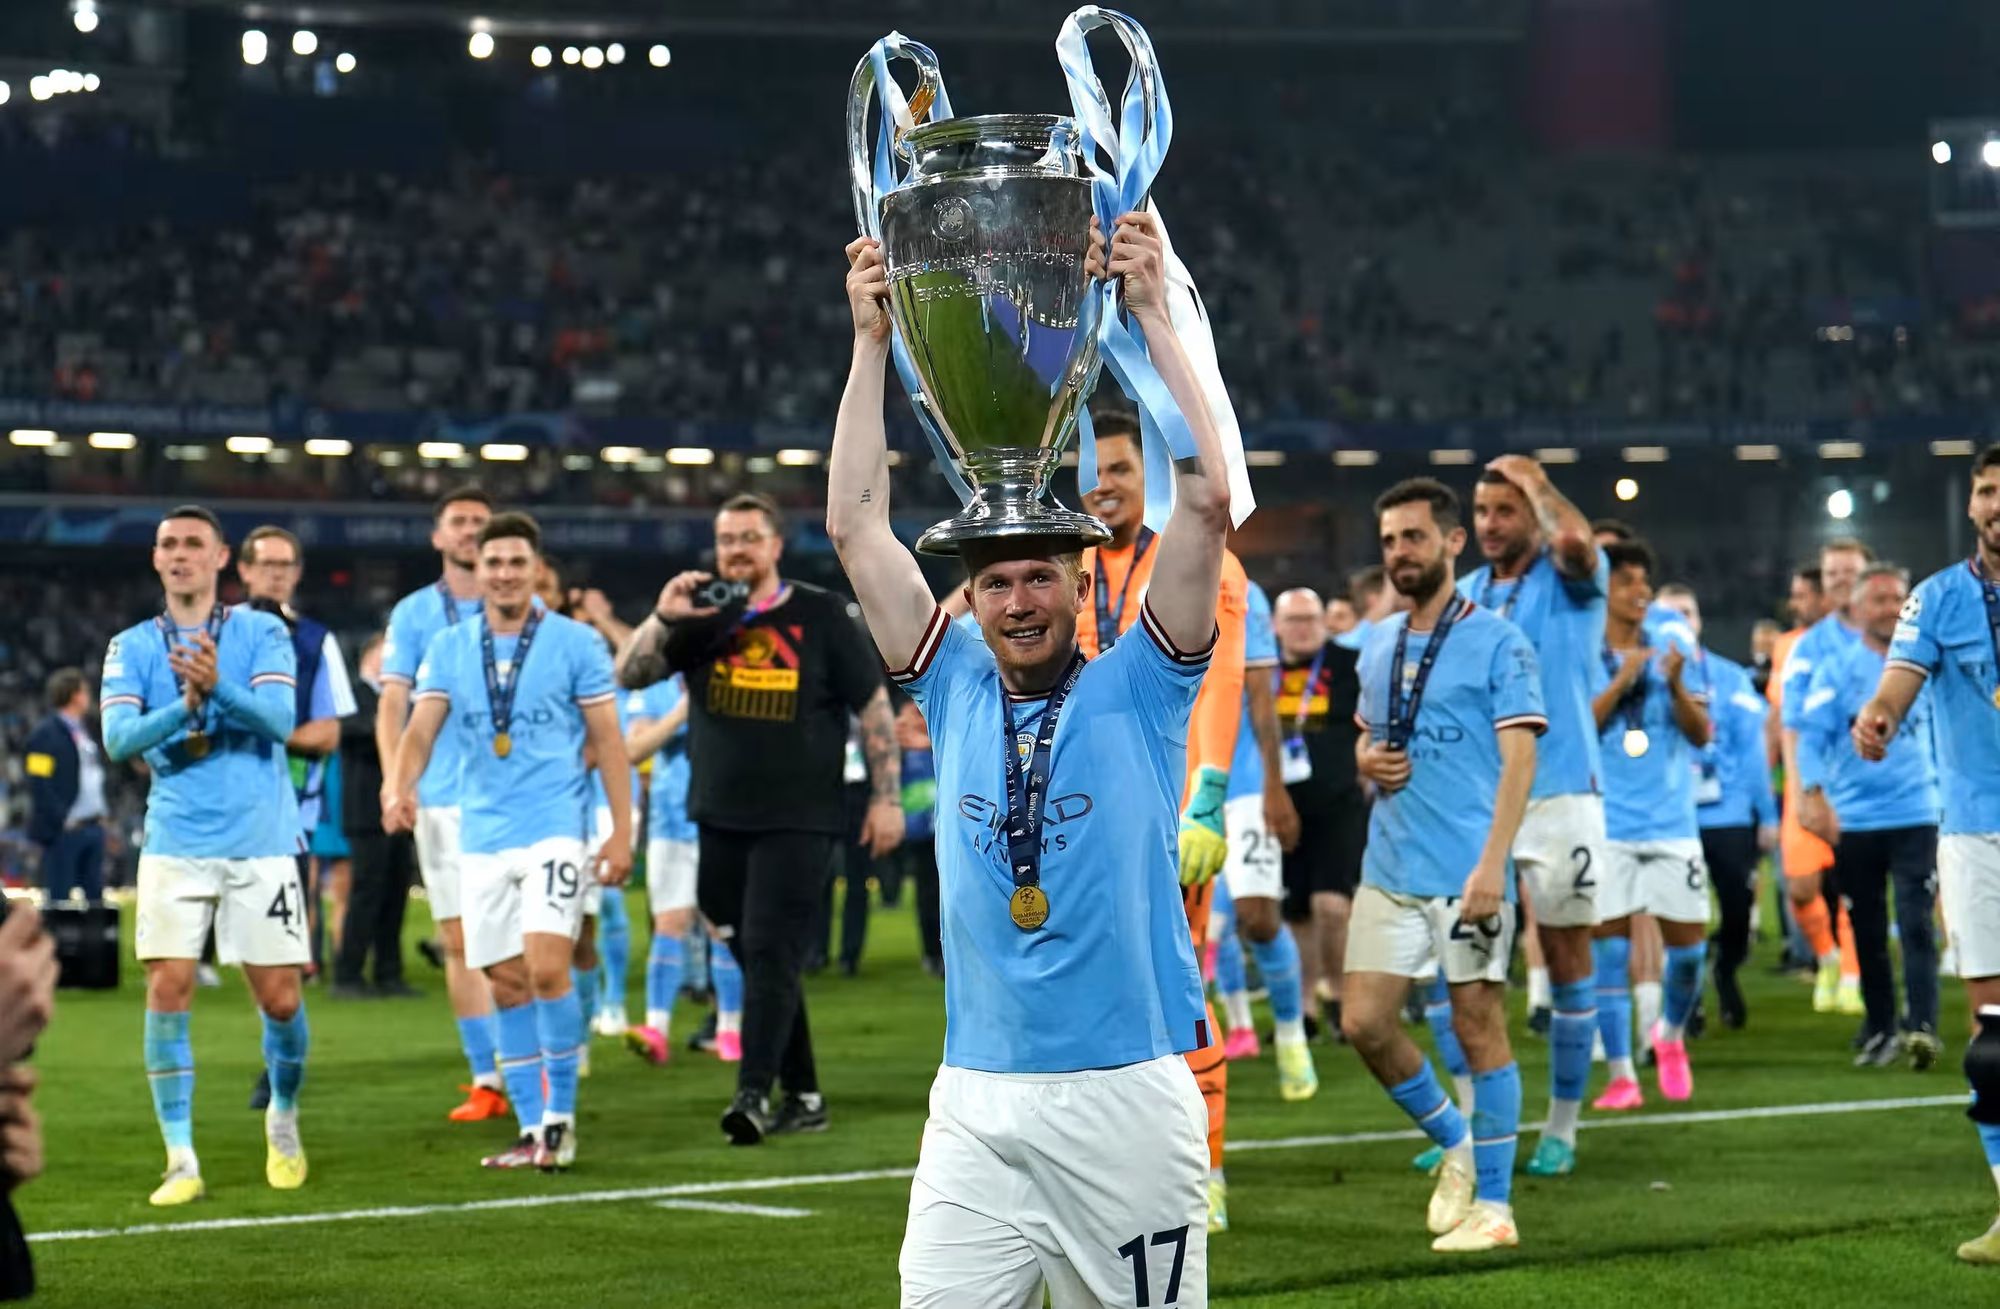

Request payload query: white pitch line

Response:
[656,1199,814,1219]
[30,1094,1965,1244]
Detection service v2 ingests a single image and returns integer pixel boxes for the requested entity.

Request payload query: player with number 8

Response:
[385,512,633,1174]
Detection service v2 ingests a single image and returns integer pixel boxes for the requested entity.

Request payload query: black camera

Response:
[697,578,751,609]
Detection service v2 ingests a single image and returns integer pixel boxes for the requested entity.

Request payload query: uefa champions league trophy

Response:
[849,28,1160,555]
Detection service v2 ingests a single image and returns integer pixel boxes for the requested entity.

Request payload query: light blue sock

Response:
[457,1013,499,1085]
[536,991,585,1120]
[1661,942,1708,1039]
[1248,931,1304,1025]
[1594,936,1634,1064]
[494,1002,545,1135]
[597,890,631,1013]
[1550,978,1596,1104]
[1386,1062,1469,1151]
[573,966,600,1031]
[1422,974,1470,1079]
[683,924,709,993]
[1213,920,1247,998]
[260,1007,309,1112]
[711,939,744,1016]
[1471,1063,1522,1205]
[143,1010,195,1154]
[647,934,685,1027]
[1978,1116,2000,1171]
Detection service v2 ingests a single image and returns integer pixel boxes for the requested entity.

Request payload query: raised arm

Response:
[1104,212,1231,653]
[1487,454,1596,580]
[825,237,938,671]
[1661,647,1712,748]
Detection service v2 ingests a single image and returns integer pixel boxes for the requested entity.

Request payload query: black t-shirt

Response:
[675,581,884,836]
[1275,640,1363,809]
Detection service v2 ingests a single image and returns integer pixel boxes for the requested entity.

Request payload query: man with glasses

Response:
[617,492,902,1144]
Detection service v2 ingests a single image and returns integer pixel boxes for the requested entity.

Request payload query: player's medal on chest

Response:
[184,729,211,760]
[482,607,543,762]
[999,653,1085,933]
[1623,727,1650,758]
[157,603,224,764]
[1605,645,1651,759]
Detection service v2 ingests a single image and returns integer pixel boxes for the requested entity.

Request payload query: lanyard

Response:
[1975,557,2000,696]
[1387,599,1465,751]
[435,579,467,627]
[1000,652,1086,895]
[1282,643,1328,737]
[1093,528,1156,652]
[1479,568,1524,622]
[729,583,792,639]
[155,603,224,738]
[1601,646,1649,737]
[481,607,544,744]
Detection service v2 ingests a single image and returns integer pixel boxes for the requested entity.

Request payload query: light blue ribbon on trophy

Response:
[1058,6,1195,532]
[855,34,974,506]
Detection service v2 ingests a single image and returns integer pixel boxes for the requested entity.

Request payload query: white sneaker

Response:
[592,1006,628,1038]
[1432,1200,1519,1253]
[1426,1149,1475,1235]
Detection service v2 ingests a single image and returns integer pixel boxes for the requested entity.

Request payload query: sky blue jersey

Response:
[1778,610,1862,782]
[1887,559,2000,835]
[626,677,696,843]
[1227,581,1278,801]
[414,609,618,855]
[101,605,301,859]
[895,602,1209,1075]
[1356,599,1547,900]
[1796,638,1938,832]
[1459,545,1608,800]
[1599,622,1707,842]
[1695,651,1779,832]
[382,581,486,809]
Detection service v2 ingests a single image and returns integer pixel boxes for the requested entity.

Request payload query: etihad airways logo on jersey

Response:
[955,792,1095,857]
[456,706,561,733]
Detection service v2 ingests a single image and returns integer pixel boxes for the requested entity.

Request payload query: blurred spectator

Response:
[24,668,105,904]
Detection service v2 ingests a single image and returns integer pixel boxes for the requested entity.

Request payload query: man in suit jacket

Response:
[25,668,106,904]
[334,635,416,996]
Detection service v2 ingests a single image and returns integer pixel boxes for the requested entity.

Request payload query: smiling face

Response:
[714,507,782,591]
[1081,433,1144,543]
[477,534,540,619]
[963,551,1089,686]
[1855,571,1908,646]
[432,497,492,572]
[154,516,229,603]
[1972,464,2000,562]
[1608,562,1654,629]
[1821,545,1867,611]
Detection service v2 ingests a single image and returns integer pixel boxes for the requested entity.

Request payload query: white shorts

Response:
[135,854,310,968]
[1222,794,1283,903]
[1344,883,1515,986]
[901,1055,1207,1309]
[1512,792,1606,929]
[1939,832,2000,980]
[1599,837,1709,924]
[414,805,464,922]
[460,835,591,971]
[646,836,699,917]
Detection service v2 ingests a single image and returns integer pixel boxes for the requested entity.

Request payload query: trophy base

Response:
[914,501,1111,558]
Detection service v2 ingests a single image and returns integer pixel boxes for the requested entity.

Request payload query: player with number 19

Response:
[386,512,633,1173]
[101,505,308,1207]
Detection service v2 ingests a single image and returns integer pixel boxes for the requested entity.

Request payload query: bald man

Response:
[1271,587,1367,1035]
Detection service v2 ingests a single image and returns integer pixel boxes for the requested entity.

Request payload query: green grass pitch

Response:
[24,895,2000,1307]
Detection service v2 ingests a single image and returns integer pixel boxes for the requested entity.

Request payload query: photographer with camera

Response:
[617,492,903,1144]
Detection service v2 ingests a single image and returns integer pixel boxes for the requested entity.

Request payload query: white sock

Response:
[1453,1074,1476,1119]
[1609,1055,1637,1082]
[719,1010,742,1037]
[1592,1030,1605,1062]
[1658,1018,1685,1044]
[1818,950,1841,969]
[166,1146,199,1175]
[1634,982,1662,1047]
[1274,1016,1306,1046]
[473,1071,503,1091]
[1223,990,1253,1032]
[1446,1136,1473,1168]
[1544,1098,1581,1146]
[1209,1166,1226,1184]
[797,1091,824,1111]
[542,1111,574,1131]
[1527,968,1551,1011]
[646,1008,671,1033]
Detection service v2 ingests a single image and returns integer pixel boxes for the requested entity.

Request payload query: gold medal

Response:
[1009,885,1049,932]
[493,732,512,759]
[183,730,211,761]
[1622,728,1650,759]
[1992,686,2000,711]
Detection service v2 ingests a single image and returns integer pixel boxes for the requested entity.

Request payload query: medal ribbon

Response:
[1282,642,1328,737]
[1974,556,2000,701]
[155,603,224,744]
[1001,652,1086,900]
[1387,598,1465,751]
[1601,646,1649,740]
[435,578,467,627]
[1092,527,1155,651]
[1479,569,1524,622]
[481,607,544,751]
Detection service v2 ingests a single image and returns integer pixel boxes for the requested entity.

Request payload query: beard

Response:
[1390,556,1448,605]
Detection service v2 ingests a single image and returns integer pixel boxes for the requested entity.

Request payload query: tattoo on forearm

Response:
[861,693,900,802]
[615,625,670,689]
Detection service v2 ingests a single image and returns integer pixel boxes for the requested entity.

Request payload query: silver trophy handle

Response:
[847,34,945,238]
